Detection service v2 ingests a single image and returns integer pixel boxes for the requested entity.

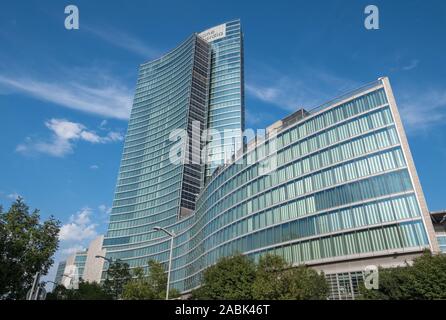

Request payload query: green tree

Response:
[360,251,446,300]
[147,260,168,297]
[252,254,289,299]
[103,260,132,299]
[0,197,60,299]
[253,254,328,300]
[76,281,112,300]
[283,266,329,300]
[47,281,111,300]
[122,267,155,300]
[191,254,256,300]
[46,284,74,300]
[191,253,328,300]
[122,260,180,300]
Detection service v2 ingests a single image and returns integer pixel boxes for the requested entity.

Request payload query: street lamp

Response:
[62,272,77,289]
[95,255,113,264]
[96,255,125,299]
[95,255,115,281]
[44,280,60,291]
[153,226,175,300]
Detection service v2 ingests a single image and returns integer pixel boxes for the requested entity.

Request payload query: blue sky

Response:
[1,0,446,283]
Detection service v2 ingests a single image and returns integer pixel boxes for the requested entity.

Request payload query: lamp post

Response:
[45,280,59,292]
[95,255,125,299]
[62,273,77,289]
[95,255,115,281]
[153,226,175,300]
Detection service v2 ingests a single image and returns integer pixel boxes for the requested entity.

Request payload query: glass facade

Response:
[201,20,245,180]
[53,261,66,289]
[74,251,88,279]
[104,71,435,292]
[110,33,210,223]
[438,236,446,253]
[104,31,212,281]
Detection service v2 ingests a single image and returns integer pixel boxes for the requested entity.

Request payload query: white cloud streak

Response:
[0,74,133,120]
[246,69,359,112]
[402,59,419,71]
[7,192,21,200]
[16,118,124,157]
[61,245,86,256]
[398,87,446,133]
[84,25,159,59]
[98,204,111,214]
[245,66,446,134]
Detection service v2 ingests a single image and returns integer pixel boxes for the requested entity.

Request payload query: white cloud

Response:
[59,207,98,242]
[105,131,124,142]
[398,87,446,133]
[90,164,99,170]
[7,192,21,200]
[84,25,159,59]
[61,245,86,256]
[0,73,132,120]
[80,130,102,143]
[98,204,112,215]
[246,66,445,134]
[246,67,359,112]
[16,118,124,157]
[402,59,419,71]
[44,206,102,291]
[74,208,92,225]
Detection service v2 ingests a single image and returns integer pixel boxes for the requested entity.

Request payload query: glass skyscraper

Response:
[103,20,439,297]
[199,20,245,180]
[53,261,66,290]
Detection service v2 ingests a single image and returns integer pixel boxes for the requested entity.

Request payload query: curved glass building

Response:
[199,20,245,180]
[103,20,439,298]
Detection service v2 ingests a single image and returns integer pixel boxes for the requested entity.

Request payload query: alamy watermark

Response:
[364,265,379,290]
[167,124,278,176]
[364,5,380,30]
[63,265,80,290]
[64,5,79,30]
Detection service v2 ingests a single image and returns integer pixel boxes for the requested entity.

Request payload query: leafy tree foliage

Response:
[47,281,111,300]
[122,260,180,300]
[102,260,132,299]
[192,253,328,300]
[252,254,289,299]
[283,265,329,300]
[122,267,154,300]
[191,254,257,300]
[0,198,60,299]
[360,251,446,300]
[253,254,328,300]
[46,284,73,300]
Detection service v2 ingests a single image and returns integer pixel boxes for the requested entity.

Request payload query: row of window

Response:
[198,193,421,255]
[182,169,414,261]
[110,145,406,236]
[198,125,400,225]
[172,220,428,291]
[203,88,388,200]
[112,118,401,240]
